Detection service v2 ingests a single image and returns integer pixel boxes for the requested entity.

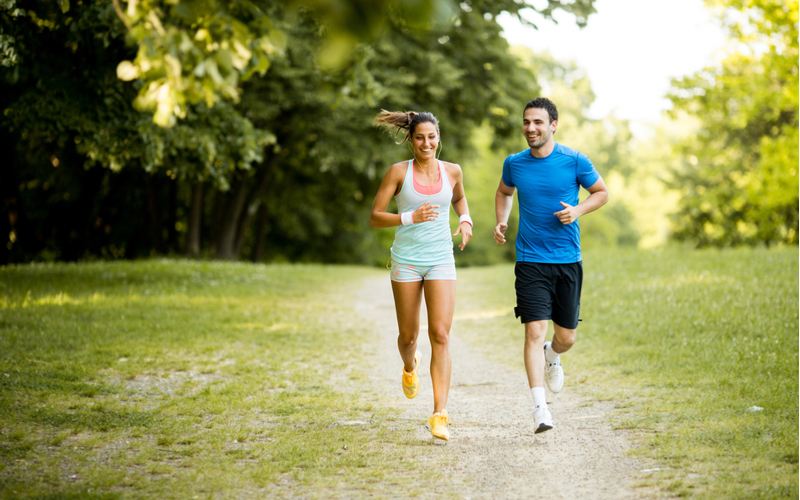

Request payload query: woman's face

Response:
[410,121,439,161]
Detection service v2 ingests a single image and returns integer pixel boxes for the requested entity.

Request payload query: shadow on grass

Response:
[0,402,155,459]
[0,367,119,397]
[23,405,154,432]
[0,367,147,441]
[2,488,122,500]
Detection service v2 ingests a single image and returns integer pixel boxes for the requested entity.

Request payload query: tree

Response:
[0,0,599,264]
[217,2,549,262]
[224,0,600,264]
[666,0,798,246]
[0,1,272,261]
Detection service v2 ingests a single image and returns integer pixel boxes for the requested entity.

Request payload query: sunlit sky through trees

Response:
[498,0,727,132]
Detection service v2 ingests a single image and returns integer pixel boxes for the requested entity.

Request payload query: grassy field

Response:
[1,247,797,499]
[0,260,441,499]
[456,246,798,499]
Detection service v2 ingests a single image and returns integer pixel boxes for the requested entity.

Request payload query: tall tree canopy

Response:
[0,0,598,264]
[667,0,798,246]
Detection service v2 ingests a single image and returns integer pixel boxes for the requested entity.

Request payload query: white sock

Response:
[544,341,560,363]
[531,387,547,409]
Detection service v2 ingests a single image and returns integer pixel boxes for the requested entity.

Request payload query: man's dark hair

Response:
[523,97,558,123]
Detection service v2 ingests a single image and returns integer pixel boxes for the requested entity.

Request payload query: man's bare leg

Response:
[524,320,549,388]
[551,322,576,355]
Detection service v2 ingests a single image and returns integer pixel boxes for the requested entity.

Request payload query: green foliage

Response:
[238,0,598,264]
[456,246,799,498]
[0,1,269,187]
[85,100,274,189]
[115,0,285,127]
[0,0,21,66]
[667,0,799,246]
[455,122,520,266]
[0,1,276,263]
[1,0,600,264]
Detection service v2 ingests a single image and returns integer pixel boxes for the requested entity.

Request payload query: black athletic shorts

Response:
[514,261,583,329]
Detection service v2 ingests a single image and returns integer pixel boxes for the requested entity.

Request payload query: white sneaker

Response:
[532,405,554,434]
[545,358,564,393]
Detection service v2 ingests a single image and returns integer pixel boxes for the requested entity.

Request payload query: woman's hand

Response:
[413,202,440,223]
[454,221,473,250]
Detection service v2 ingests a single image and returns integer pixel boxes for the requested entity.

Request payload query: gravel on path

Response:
[357,275,651,500]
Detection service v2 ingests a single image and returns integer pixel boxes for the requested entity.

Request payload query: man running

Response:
[494,97,608,434]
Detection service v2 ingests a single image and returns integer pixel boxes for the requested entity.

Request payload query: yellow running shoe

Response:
[427,410,451,441]
[402,350,422,399]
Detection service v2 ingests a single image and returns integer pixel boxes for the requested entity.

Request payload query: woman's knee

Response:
[397,330,418,348]
[428,326,450,346]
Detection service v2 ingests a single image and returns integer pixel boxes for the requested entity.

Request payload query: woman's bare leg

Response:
[423,279,456,413]
[391,280,424,372]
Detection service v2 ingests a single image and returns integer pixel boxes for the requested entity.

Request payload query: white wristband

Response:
[459,214,473,227]
[401,211,414,226]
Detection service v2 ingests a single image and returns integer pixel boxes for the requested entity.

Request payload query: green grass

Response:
[455,246,798,499]
[0,260,443,499]
[1,248,797,499]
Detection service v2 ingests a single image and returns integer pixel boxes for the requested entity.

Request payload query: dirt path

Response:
[356,275,650,500]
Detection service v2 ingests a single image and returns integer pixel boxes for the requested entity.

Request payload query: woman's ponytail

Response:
[373,109,438,144]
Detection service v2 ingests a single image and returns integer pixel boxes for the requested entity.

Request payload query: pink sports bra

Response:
[412,160,453,195]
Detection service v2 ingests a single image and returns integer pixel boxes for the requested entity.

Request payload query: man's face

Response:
[523,107,557,150]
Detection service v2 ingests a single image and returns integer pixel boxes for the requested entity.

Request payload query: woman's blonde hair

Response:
[373,110,439,144]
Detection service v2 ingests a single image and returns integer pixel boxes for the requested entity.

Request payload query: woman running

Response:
[369,110,473,441]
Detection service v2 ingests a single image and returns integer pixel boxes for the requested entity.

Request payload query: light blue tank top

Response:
[391,159,455,266]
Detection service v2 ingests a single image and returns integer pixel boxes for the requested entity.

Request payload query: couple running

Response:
[369,98,609,441]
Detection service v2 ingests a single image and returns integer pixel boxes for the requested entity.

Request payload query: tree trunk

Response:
[215,175,249,260]
[216,154,278,261]
[239,155,278,260]
[146,173,164,255]
[208,188,227,255]
[166,177,178,252]
[251,203,269,263]
[185,181,203,257]
[234,199,261,258]
[0,154,19,265]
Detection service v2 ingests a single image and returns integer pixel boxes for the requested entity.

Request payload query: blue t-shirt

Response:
[502,143,600,264]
